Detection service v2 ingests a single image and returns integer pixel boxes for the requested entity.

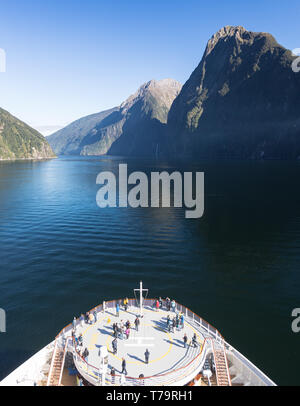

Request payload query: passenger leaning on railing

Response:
[110,367,116,385]
[82,348,89,363]
[123,298,129,311]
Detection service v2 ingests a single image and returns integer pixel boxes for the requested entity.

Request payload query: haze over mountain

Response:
[48,79,182,157]
[0,108,55,160]
[167,26,300,159]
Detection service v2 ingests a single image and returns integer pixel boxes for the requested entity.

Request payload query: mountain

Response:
[167,26,300,159]
[47,108,118,155]
[0,108,55,160]
[48,79,182,157]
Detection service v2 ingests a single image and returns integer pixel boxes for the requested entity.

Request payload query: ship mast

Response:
[134,281,148,317]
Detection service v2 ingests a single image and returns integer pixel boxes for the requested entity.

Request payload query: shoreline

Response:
[0,156,57,162]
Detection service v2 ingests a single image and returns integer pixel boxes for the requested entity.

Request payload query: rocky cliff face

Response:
[0,108,55,160]
[47,107,118,155]
[48,79,182,157]
[167,26,300,159]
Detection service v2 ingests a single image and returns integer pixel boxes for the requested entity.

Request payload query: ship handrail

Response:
[209,338,232,386]
[224,341,276,386]
[46,339,58,386]
[58,337,72,386]
[72,335,209,383]
[55,298,224,385]
[56,298,224,342]
[53,298,274,386]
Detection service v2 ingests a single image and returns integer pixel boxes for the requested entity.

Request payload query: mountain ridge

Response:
[0,107,55,160]
[48,78,182,157]
[167,25,300,159]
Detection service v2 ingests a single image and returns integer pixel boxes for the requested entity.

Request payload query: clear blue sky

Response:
[0,0,299,133]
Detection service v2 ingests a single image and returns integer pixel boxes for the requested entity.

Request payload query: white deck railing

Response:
[54,298,275,386]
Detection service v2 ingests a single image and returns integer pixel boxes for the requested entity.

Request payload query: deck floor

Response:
[74,305,204,383]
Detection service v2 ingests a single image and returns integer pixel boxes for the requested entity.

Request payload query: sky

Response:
[0,0,299,135]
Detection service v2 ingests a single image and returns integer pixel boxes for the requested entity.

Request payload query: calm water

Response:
[0,156,300,385]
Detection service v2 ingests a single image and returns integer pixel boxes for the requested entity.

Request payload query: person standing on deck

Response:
[144,349,150,364]
[175,313,179,329]
[112,338,118,355]
[111,367,116,385]
[83,347,89,362]
[125,327,130,340]
[124,298,129,312]
[116,303,120,317]
[72,317,77,331]
[172,317,176,333]
[159,297,163,309]
[180,313,184,329]
[93,310,97,323]
[183,334,188,348]
[167,316,171,332]
[117,325,122,339]
[171,300,176,312]
[89,312,94,324]
[139,374,145,386]
[85,312,90,324]
[166,297,171,311]
[155,299,159,312]
[134,316,140,331]
[121,358,127,375]
[192,333,198,348]
[113,323,118,338]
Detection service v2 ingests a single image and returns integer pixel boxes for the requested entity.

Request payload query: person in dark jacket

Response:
[112,338,118,355]
[183,334,188,348]
[172,317,176,332]
[159,297,163,308]
[111,367,116,385]
[139,374,145,386]
[144,349,150,364]
[121,358,127,375]
[82,347,89,361]
[134,316,140,331]
[166,315,171,332]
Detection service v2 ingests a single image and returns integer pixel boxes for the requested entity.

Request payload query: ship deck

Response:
[72,303,206,385]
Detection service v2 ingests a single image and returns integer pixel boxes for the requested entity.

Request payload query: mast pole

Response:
[140,281,143,317]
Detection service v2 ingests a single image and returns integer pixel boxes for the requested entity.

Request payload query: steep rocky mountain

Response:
[167,26,300,159]
[48,78,182,157]
[0,108,55,160]
[47,107,118,155]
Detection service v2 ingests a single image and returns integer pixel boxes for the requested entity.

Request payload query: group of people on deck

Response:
[71,296,199,385]
[112,317,140,342]
[166,312,184,332]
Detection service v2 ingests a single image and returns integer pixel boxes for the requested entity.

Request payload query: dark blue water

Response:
[0,156,300,385]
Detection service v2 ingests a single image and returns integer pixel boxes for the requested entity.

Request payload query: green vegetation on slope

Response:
[0,108,55,160]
